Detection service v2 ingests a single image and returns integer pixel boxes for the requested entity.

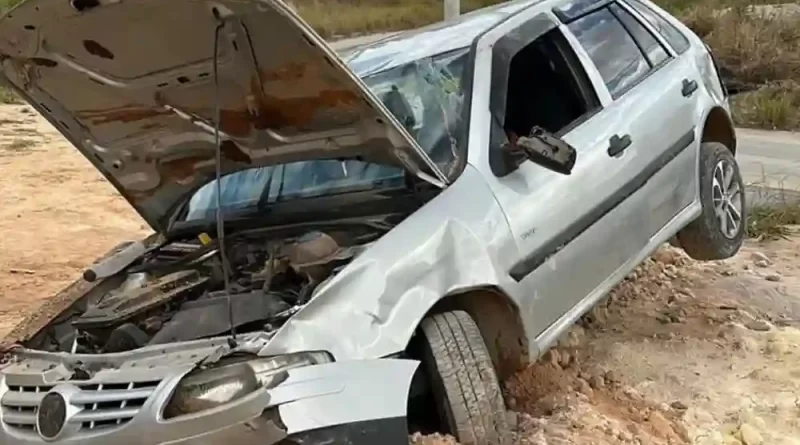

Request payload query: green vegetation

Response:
[747,204,800,239]
[0,85,19,104]
[732,82,800,130]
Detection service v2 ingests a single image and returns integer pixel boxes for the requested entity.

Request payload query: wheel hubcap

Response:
[711,159,743,239]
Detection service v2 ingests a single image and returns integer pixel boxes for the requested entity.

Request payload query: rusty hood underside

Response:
[0,0,445,230]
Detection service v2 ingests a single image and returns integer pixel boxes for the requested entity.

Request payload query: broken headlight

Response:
[163,351,332,419]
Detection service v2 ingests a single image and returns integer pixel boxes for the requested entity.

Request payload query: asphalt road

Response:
[331,34,800,206]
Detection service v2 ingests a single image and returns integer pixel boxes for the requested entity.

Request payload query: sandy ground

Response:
[1,104,798,445]
[0,105,149,336]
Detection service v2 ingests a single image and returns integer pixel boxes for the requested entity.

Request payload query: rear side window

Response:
[567,7,651,98]
[611,4,669,66]
[624,0,691,54]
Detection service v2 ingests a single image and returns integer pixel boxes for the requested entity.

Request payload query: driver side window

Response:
[492,28,601,151]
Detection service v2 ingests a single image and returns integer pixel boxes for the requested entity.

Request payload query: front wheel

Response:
[677,141,746,260]
[419,310,511,445]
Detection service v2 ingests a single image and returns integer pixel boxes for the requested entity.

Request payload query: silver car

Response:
[0,0,744,444]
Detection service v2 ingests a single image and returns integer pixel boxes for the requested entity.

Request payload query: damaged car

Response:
[0,0,745,444]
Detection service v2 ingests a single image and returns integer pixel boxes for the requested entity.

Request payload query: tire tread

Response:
[420,310,510,445]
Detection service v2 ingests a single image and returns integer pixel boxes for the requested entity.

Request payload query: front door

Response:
[475,16,652,341]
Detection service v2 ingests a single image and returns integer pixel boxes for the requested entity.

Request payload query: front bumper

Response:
[0,358,418,445]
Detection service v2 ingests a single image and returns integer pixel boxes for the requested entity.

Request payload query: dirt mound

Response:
[414,240,800,445]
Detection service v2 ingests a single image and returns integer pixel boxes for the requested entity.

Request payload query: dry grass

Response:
[0,85,19,104]
[731,81,800,130]
[294,0,502,37]
[293,0,800,130]
[747,204,800,239]
[663,1,800,130]
[692,9,800,86]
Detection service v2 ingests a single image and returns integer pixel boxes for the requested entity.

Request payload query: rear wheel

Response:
[678,142,746,260]
[419,310,510,445]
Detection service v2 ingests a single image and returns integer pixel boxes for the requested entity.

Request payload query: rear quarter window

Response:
[624,0,691,54]
[566,7,652,99]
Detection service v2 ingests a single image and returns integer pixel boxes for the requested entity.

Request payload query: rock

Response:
[744,319,772,332]
[506,411,520,429]
[647,411,677,438]
[604,370,620,384]
[536,395,561,415]
[753,260,769,268]
[543,349,561,367]
[559,350,572,368]
[750,252,770,263]
[670,314,686,323]
[589,374,605,389]
[734,336,760,352]
[765,274,781,282]
[576,378,593,398]
[738,423,763,445]
[739,411,766,430]
[765,335,789,356]
[723,435,743,445]
[563,326,586,348]
[653,248,682,265]
[20,107,31,114]
[528,429,548,445]
[671,400,688,411]
[409,432,460,445]
[623,387,641,399]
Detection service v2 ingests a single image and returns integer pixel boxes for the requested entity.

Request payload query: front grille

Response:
[1,381,160,433]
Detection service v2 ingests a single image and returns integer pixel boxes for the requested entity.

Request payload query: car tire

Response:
[419,310,510,445]
[677,141,746,260]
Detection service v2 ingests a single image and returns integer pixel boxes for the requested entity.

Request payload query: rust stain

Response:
[159,154,209,182]
[152,141,250,189]
[78,105,172,125]
[219,91,361,136]
[140,122,166,131]
[220,140,251,164]
[261,62,306,83]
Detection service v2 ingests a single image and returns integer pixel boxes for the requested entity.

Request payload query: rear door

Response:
[620,0,705,232]
[559,0,699,244]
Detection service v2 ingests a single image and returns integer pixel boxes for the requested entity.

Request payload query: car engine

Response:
[38,230,368,354]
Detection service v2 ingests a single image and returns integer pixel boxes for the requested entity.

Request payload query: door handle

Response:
[608,134,632,157]
[682,78,698,97]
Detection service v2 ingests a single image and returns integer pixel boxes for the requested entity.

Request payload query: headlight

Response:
[163,351,332,419]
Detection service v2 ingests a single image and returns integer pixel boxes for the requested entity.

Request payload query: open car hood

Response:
[0,0,447,230]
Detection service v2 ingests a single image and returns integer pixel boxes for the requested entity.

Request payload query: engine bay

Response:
[35,229,373,354]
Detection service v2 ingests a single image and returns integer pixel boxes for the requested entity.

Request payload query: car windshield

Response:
[181,48,470,222]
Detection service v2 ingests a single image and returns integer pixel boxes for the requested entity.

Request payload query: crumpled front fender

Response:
[259,165,527,360]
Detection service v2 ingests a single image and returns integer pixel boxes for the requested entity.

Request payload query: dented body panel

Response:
[259,165,529,358]
[0,0,739,444]
[0,340,417,445]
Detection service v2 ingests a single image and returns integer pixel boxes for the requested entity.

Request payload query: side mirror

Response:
[497,127,577,176]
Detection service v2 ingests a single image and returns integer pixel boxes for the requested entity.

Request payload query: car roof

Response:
[343,0,544,78]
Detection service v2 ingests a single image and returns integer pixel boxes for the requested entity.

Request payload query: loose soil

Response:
[1,104,798,445]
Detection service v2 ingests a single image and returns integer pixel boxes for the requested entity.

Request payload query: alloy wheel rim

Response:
[711,159,743,239]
